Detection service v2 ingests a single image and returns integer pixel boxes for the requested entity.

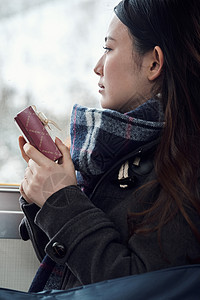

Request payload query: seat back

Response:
[0,185,39,292]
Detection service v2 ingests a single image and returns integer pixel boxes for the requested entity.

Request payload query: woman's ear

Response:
[148,46,164,81]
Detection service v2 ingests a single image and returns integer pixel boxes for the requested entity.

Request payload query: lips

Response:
[98,83,105,88]
[98,83,105,92]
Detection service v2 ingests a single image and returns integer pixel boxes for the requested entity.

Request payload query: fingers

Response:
[19,182,26,199]
[21,136,72,169]
[20,179,32,204]
[18,136,29,163]
[23,143,53,167]
[28,159,37,173]
[20,137,77,206]
[25,165,33,177]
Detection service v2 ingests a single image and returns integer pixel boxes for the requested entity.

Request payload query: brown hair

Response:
[115,0,200,241]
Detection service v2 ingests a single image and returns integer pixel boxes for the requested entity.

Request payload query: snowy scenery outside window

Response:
[0,0,118,183]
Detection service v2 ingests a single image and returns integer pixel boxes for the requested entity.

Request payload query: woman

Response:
[19,0,200,292]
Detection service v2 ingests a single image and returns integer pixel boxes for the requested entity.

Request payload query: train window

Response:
[0,0,119,184]
[0,0,118,291]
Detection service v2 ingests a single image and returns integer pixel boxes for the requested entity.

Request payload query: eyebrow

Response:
[105,36,116,42]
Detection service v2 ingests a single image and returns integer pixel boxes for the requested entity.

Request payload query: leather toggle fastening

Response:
[117,150,154,188]
[118,161,135,188]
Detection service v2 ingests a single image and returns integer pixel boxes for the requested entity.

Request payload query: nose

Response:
[94,55,104,76]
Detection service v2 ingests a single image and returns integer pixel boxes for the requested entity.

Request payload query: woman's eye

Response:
[103,46,112,53]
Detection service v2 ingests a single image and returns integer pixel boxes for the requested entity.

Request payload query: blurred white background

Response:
[0,0,119,183]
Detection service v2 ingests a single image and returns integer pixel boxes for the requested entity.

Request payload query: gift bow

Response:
[32,105,61,131]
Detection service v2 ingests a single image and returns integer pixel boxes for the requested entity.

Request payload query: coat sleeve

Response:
[34,185,181,285]
[19,196,49,262]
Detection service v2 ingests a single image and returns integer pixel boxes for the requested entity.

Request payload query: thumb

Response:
[55,137,77,186]
[18,136,30,163]
[55,137,72,165]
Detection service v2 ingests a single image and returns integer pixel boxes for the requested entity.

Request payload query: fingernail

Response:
[55,137,63,144]
[23,143,28,151]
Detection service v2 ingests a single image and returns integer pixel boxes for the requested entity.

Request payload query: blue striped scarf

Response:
[70,98,164,195]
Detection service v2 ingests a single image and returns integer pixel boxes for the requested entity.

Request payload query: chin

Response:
[100,99,113,111]
[100,97,122,112]
[100,99,109,110]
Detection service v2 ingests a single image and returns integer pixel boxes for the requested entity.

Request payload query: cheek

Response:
[105,53,135,80]
[105,51,124,71]
[104,60,124,87]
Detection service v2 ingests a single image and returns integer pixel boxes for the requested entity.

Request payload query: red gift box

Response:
[14,106,62,161]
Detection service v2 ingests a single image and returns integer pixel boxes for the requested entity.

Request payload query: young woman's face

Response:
[94,15,153,112]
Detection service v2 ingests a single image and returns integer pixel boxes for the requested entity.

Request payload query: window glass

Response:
[0,0,119,183]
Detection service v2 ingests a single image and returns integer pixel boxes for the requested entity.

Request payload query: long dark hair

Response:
[115,0,200,241]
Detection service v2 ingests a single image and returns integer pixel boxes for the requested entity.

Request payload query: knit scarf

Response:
[70,98,164,195]
[28,98,164,292]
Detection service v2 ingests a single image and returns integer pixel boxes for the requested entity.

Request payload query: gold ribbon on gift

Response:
[32,105,61,131]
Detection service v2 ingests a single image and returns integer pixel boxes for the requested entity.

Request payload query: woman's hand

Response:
[19,136,77,207]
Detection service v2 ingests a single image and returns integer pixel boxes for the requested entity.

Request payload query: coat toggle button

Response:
[52,242,66,258]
